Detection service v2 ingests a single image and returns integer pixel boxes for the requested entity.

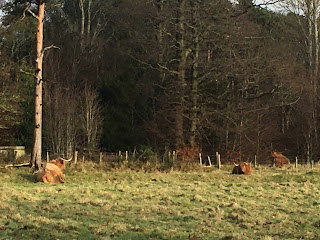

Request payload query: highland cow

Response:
[271,151,290,167]
[232,162,252,175]
[37,157,72,183]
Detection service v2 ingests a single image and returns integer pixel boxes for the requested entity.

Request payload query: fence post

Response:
[199,153,202,165]
[173,151,176,163]
[311,160,314,170]
[125,151,128,161]
[216,152,221,169]
[74,151,78,164]
[208,156,212,167]
[254,155,257,168]
[99,152,103,164]
[216,152,219,167]
[46,152,49,162]
[295,157,298,169]
[273,157,276,167]
[133,148,136,160]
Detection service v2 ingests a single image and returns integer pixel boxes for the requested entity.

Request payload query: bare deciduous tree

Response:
[282,0,320,161]
[80,85,103,156]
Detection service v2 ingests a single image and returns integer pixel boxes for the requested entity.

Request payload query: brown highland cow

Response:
[271,151,290,167]
[37,157,72,183]
[232,162,253,175]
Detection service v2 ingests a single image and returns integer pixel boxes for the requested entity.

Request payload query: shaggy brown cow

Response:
[37,157,72,183]
[232,162,252,175]
[271,151,290,167]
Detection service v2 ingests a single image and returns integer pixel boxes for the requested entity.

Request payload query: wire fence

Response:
[1,147,319,171]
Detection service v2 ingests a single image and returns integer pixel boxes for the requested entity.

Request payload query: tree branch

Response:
[0,162,31,169]
[130,55,179,75]
[22,3,38,20]
[20,68,36,77]
[42,45,60,54]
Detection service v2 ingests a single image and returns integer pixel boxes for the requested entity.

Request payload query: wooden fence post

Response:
[273,158,276,167]
[199,153,202,165]
[208,156,212,167]
[125,151,128,161]
[311,160,314,170]
[133,148,136,160]
[46,152,49,162]
[99,152,103,164]
[254,155,257,168]
[173,151,176,163]
[74,151,78,164]
[295,157,298,169]
[216,152,219,167]
[216,152,221,169]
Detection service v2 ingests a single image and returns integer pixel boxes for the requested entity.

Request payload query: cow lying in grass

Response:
[37,157,72,183]
[232,162,252,175]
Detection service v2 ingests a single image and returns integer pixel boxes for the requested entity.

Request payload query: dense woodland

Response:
[0,0,320,163]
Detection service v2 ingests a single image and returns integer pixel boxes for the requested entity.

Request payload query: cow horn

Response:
[60,157,72,162]
[234,163,239,166]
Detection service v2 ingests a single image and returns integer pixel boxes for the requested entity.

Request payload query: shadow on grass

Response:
[19,173,37,183]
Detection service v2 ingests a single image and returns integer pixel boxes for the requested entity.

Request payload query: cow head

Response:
[50,157,72,170]
[232,162,252,175]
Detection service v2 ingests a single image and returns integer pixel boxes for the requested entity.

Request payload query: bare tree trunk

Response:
[225,121,230,151]
[189,0,200,146]
[176,0,188,147]
[256,111,262,160]
[157,0,165,65]
[314,0,319,78]
[190,35,199,146]
[79,0,85,50]
[87,0,92,36]
[312,0,319,160]
[307,0,319,160]
[238,84,245,160]
[31,0,45,170]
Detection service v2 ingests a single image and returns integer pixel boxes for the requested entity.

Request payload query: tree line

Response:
[0,0,319,163]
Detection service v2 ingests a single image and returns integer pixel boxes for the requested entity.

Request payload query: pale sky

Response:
[230,0,286,13]
[254,0,285,12]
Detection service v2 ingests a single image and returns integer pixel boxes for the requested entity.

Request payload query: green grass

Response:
[1,163,320,239]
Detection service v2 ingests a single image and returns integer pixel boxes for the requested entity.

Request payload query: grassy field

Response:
[1,163,320,240]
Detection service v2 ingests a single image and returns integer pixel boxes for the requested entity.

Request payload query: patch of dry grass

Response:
[1,164,320,239]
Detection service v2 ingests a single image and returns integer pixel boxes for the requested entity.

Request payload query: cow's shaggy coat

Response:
[37,158,70,183]
[271,152,290,167]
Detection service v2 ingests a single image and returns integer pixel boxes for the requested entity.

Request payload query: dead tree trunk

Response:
[31,0,45,170]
